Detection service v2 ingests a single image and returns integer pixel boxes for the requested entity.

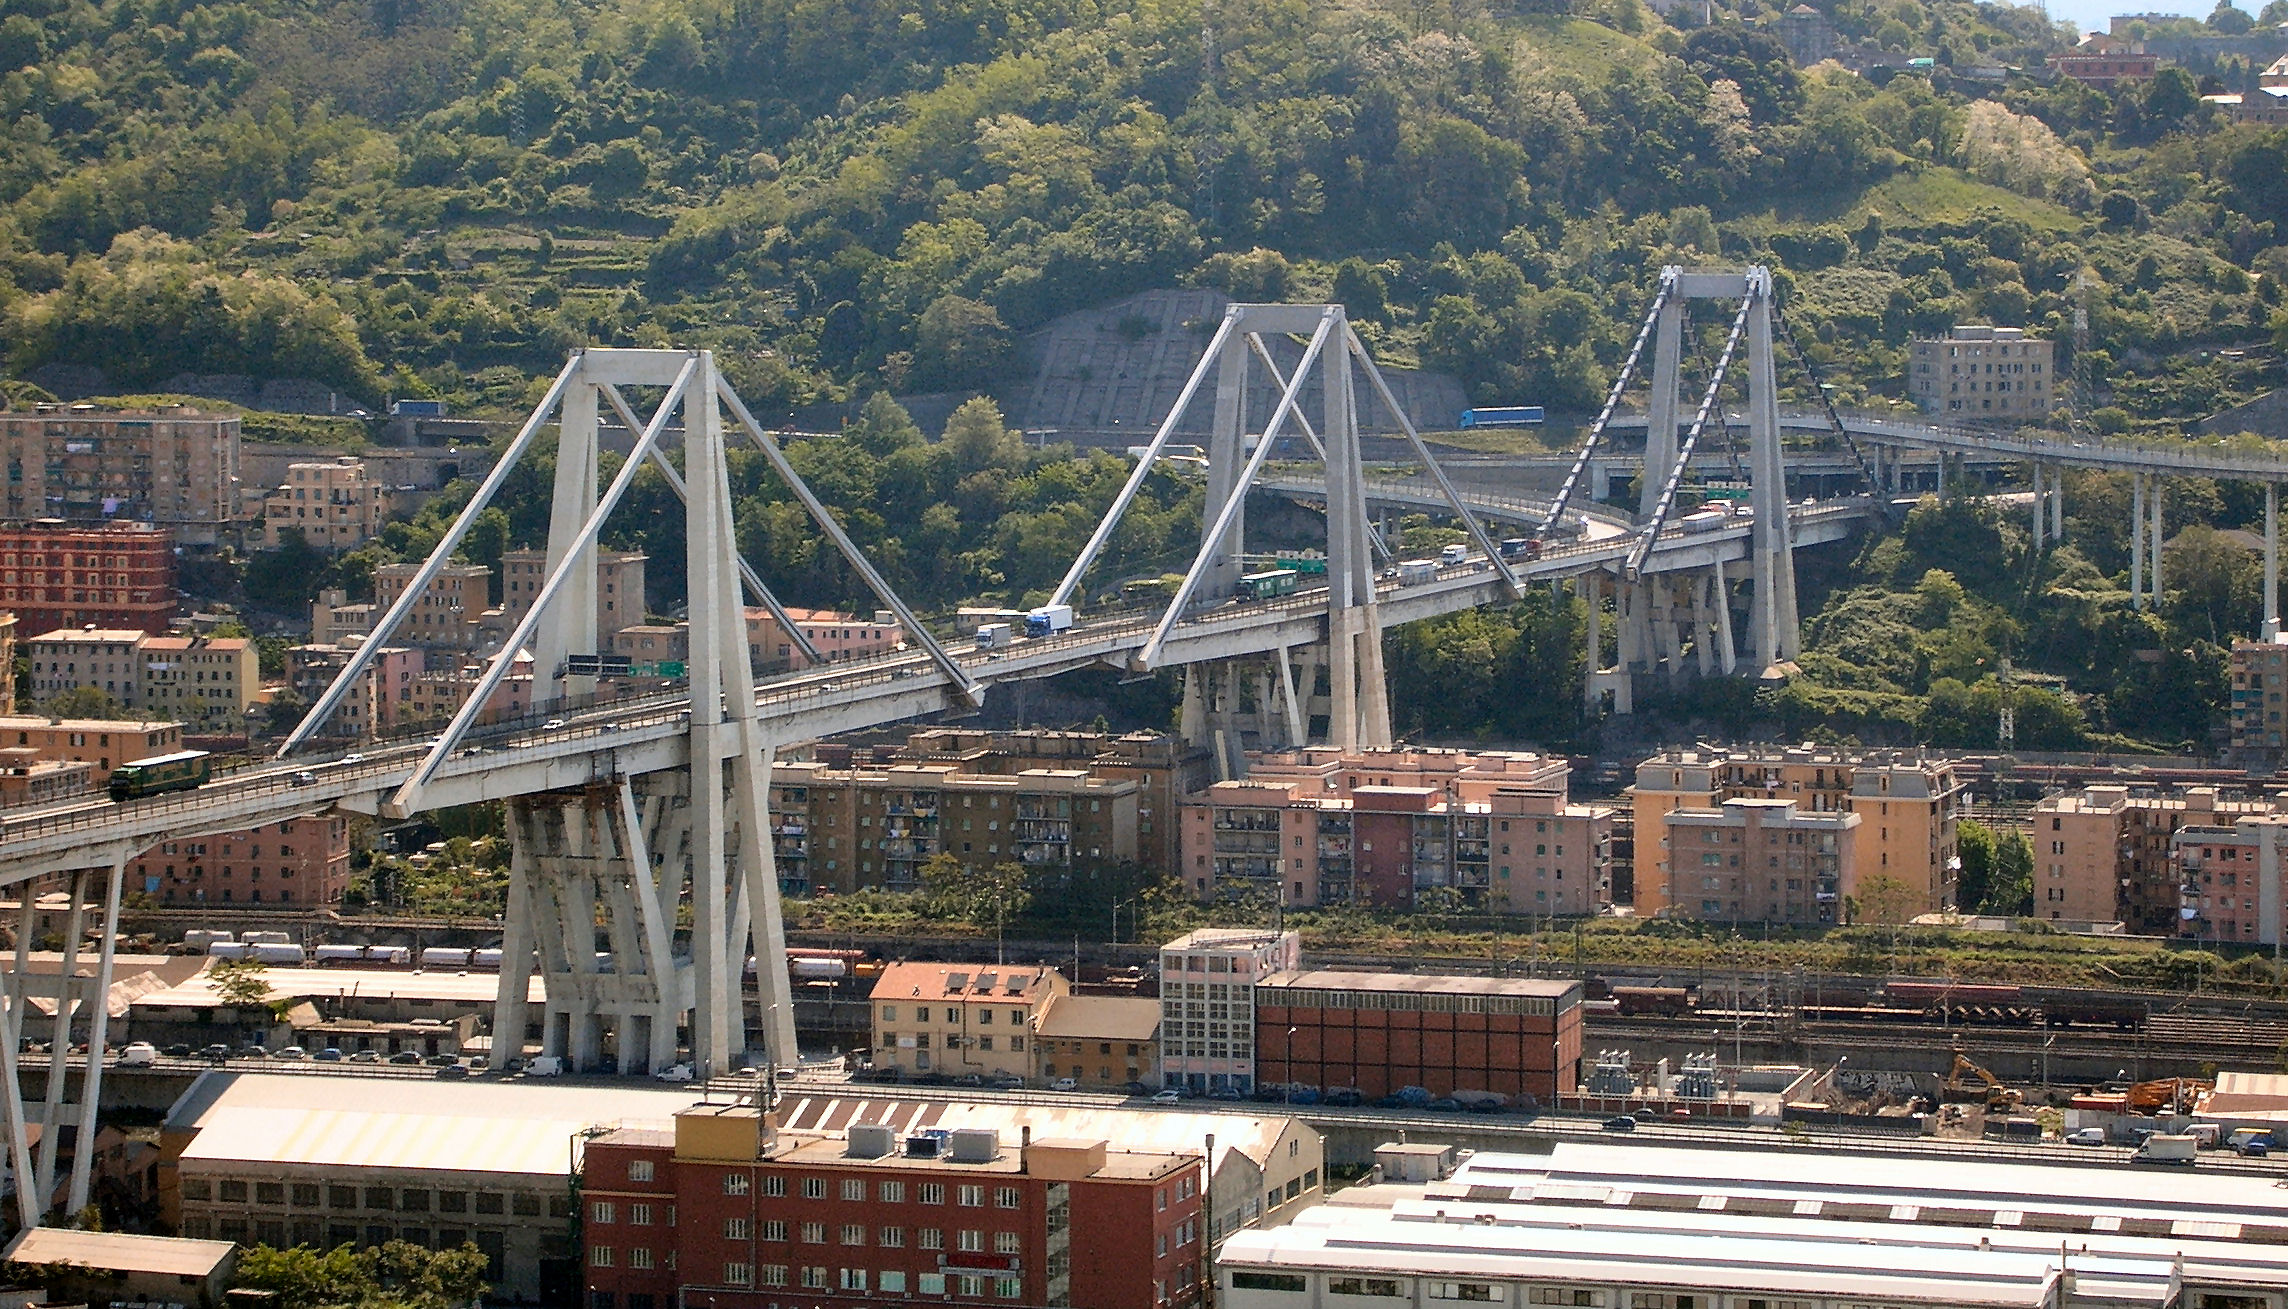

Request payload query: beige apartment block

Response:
[767,760,1139,896]
[868,962,1070,1082]
[497,548,646,640]
[0,405,241,543]
[1662,798,1859,925]
[1632,747,1963,919]
[1906,326,2055,421]
[261,458,387,550]
[137,635,258,728]
[2229,638,2288,762]
[373,562,489,650]
[25,627,147,707]
[2032,785,2273,933]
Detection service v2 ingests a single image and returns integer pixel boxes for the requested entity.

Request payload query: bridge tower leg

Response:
[2051,467,2064,542]
[2132,473,2148,610]
[2149,475,2165,604]
[1744,271,1801,669]
[1322,318,1393,750]
[2030,465,2045,550]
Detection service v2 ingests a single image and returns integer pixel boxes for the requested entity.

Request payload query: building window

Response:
[630,1204,652,1226]
[591,1202,615,1224]
[919,1183,946,1205]
[629,1160,654,1182]
[880,1226,906,1247]
[590,1246,614,1269]
[958,1230,986,1253]
[879,1181,906,1204]
[628,1249,653,1271]
[723,1263,752,1288]
[802,1177,827,1200]
[800,1222,825,1244]
[841,1179,865,1201]
[995,1231,1021,1254]
[995,1186,1021,1209]
[920,1229,945,1251]
[801,1268,828,1290]
[958,1184,985,1207]
[724,1174,750,1196]
[840,1223,866,1245]
[724,1218,750,1241]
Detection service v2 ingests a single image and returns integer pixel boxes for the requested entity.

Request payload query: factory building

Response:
[1253,971,1582,1104]
[1220,1141,2288,1309]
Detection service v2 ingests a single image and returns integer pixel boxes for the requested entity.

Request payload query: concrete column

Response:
[534,372,600,710]
[1712,556,1737,675]
[1642,296,1685,520]
[2031,464,2045,549]
[65,854,127,1216]
[1204,333,1250,600]
[2266,483,2279,641]
[2131,473,2147,611]
[1582,573,1603,714]
[2050,467,2064,541]
[2150,475,2165,603]
[1744,271,1799,666]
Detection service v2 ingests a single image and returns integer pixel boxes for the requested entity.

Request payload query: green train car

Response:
[1239,568,1302,600]
[108,750,213,801]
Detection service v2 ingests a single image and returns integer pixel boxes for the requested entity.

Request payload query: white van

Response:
[117,1042,158,1067]
[524,1056,564,1077]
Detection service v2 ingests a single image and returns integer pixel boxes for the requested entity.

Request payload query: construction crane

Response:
[1943,1048,2024,1112]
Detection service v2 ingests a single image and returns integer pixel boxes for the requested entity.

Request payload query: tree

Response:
[941,397,1021,475]
[917,854,1033,930]
[1982,828,2034,916]
[910,295,1013,392]
[209,959,274,1010]
[1852,872,1919,926]
[2206,1,2255,32]
[1955,819,1998,912]
[236,1241,489,1309]
[36,687,136,721]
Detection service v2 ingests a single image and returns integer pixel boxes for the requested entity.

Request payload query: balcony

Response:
[1015,800,1071,821]
[1214,812,1281,833]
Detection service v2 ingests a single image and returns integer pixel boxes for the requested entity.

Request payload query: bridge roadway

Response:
[1606,411,2288,482]
[0,499,1872,884]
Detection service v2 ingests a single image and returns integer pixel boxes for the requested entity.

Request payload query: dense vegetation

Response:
[0,0,2281,423]
[8,0,2288,759]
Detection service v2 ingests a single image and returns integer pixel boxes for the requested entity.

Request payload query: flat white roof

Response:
[138,965,539,1007]
[168,1071,704,1179]
[1219,1220,2064,1306]
[771,1092,1309,1179]
[4,1227,238,1278]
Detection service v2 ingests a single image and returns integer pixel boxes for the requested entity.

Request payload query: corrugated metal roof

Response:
[770,1092,1304,1178]
[4,1228,237,1277]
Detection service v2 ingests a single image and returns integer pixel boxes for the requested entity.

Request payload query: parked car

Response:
[237,1045,270,1060]
[954,1073,986,1088]
[434,1064,470,1080]
[655,1063,696,1083]
[1208,1086,1246,1102]
[2065,1127,2106,1146]
[1601,1116,1638,1132]
[1150,1089,1183,1105]
[388,1051,422,1065]
[116,1042,158,1067]
[349,1050,383,1063]
[315,1048,345,1062]
[424,1053,459,1067]
[199,1044,232,1063]
[274,1046,308,1060]
[162,1044,192,1058]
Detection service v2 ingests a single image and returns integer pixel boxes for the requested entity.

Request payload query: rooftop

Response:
[769,1091,1309,1179]
[3,1228,238,1279]
[1035,993,1160,1042]
[868,962,1063,1004]
[1257,970,1580,1002]
[166,1071,703,1178]
[137,964,541,1008]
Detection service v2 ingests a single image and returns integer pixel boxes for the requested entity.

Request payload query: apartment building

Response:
[2172,815,2288,948]
[1632,747,1963,919]
[766,761,1139,897]
[309,589,377,647]
[0,749,92,806]
[747,606,903,670]
[894,728,1213,879]
[1158,928,1301,1095]
[0,520,176,636]
[1181,778,1612,913]
[867,962,1070,1083]
[582,1106,1204,1309]
[286,641,422,738]
[2229,637,2288,764]
[1906,325,2055,420]
[2034,784,2273,932]
[1254,972,1583,1104]
[0,406,241,543]
[373,562,490,650]
[0,716,182,782]
[496,548,646,638]
[137,635,258,728]
[1659,798,1860,925]
[25,628,148,707]
[131,815,352,907]
[1033,994,1160,1090]
[260,458,387,550]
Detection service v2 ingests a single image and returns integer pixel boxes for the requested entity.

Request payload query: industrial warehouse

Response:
[1217,1141,2288,1309]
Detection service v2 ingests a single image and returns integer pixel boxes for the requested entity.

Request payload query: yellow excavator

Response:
[2124,1077,2211,1115]
[1942,1048,2023,1112]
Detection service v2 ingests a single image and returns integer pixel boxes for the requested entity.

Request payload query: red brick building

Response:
[0,521,176,635]
[2055,51,2159,87]
[131,815,352,907]
[1253,970,1583,1104]
[582,1105,1203,1309]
